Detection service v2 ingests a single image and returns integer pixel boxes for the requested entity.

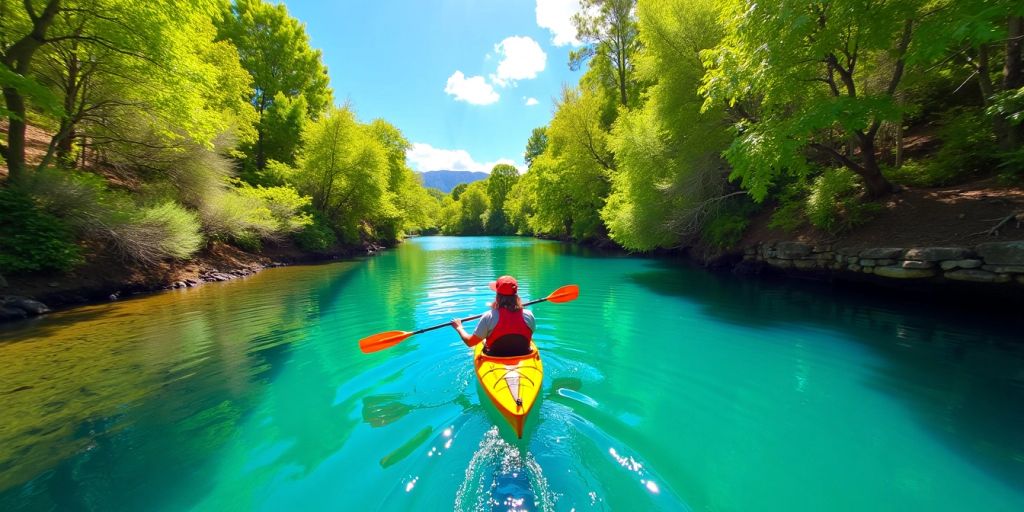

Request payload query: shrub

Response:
[108,202,204,264]
[200,182,311,250]
[887,109,998,187]
[702,211,750,249]
[806,168,880,234]
[768,183,807,232]
[0,188,83,273]
[293,214,337,251]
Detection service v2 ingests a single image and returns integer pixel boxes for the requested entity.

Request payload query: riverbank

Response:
[0,239,386,323]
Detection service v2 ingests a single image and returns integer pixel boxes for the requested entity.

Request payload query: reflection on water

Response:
[1,237,1023,511]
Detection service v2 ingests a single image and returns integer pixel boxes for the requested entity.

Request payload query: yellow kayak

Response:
[473,342,543,438]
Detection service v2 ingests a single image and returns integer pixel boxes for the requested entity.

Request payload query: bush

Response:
[200,182,311,250]
[768,183,807,232]
[806,168,880,234]
[887,109,998,187]
[702,211,750,249]
[293,214,337,251]
[0,188,83,273]
[109,202,204,264]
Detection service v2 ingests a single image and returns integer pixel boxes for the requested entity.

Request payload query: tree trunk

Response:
[1003,16,1023,151]
[2,87,28,182]
[0,0,64,181]
[856,136,894,198]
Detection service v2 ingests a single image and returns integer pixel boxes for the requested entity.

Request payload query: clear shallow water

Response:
[1,236,1023,511]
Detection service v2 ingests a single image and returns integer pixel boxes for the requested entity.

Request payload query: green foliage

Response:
[702,211,750,250]
[293,213,337,251]
[217,0,332,170]
[806,169,881,235]
[114,202,204,263]
[200,181,310,249]
[888,110,999,187]
[483,164,519,234]
[767,185,808,232]
[524,127,548,168]
[0,188,82,273]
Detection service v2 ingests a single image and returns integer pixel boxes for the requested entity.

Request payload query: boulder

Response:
[812,243,833,253]
[944,269,1012,283]
[903,247,972,261]
[976,241,1024,265]
[876,259,897,266]
[767,258,793,269]
[873,266,936,279]
[0,307,28,322]
[792,259,819,270]
[859,247,904,259]
[836,247,860,257]
[901,260,934,269]
[776,242,813,259]
[8,298,49,315]
[939,259,983,271]
[860,259,877,267]
[981,265,1024,274]
[862,266,875,274]
[848,264,862,272]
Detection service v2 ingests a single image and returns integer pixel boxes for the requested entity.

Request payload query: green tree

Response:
[571,0,641,107]
[524,126,548,168]
[602,0,735,251]
[484,163,519,234]
[216,0,332,171]
[701,0,924,198]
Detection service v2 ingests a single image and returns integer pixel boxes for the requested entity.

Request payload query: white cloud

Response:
[444,71,499,105]
[490,36,547,87]
[536,0,582,47]
[407,143,525,173]
[525,97,540,106]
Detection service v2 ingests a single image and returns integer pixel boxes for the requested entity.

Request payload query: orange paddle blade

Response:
[545,284,579,303]
[359,330,414,354]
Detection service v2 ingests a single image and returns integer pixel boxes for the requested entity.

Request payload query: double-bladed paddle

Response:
[358,284,579,354]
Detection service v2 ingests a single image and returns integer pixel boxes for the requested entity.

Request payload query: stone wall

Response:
[744,241,1024,286]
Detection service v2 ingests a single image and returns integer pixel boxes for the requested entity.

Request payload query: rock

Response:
[812,243,832,253]
[744,247,756,256]
[776,242,813,259]
[837,247,860,257]
[901,260,934,269]
[848,264,862,272]
[981,265,1024,274]
[939,259,983,271]
[48,282,60,288]
[859,247,904,259]
[109,294,118,301]
[876,259,897,266]
[8,298,49,315]
[874,266,936,279]
[976,241,1024,265]
[835,254,846,263]
[944,269,1012,283]
[792,259,819,270]
[766,258,793,269]
[847,256,859,265]
[0,307,28,322]
[815,252,835,261]
[1018,275,1024,285]
[862,266,875,274]
[903,247,973,261]
[861,259,877,267]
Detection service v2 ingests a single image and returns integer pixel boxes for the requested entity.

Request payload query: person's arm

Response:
[450,318,483,347]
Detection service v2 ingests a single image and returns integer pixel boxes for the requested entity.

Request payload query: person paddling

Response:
[450,275,535,357]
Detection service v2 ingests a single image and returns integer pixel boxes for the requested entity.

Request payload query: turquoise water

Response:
[1,236,1023,511]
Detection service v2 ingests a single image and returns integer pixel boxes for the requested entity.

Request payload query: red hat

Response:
[489,275,518,295]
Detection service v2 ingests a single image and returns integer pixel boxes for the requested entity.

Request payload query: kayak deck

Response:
[473,342,543,438]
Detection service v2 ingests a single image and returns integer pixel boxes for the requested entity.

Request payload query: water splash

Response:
[453,426,555,512]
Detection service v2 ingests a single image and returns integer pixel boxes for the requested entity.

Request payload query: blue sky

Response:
[283,0,584,173]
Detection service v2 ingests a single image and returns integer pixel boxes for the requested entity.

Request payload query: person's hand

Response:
[450,318,462,330]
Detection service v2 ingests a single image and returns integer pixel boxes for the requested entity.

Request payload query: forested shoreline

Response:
[1,0,438,285]
[437,0,1024,254]
[3,0,1024,310]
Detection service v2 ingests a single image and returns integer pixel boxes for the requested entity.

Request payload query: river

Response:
[1,236,1023,511]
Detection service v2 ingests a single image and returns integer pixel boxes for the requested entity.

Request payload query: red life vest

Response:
[485,307,533,349]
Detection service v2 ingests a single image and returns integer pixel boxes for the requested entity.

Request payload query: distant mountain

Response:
[419,170,488,193]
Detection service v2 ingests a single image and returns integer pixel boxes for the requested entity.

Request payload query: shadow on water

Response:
[628,261,1024,490]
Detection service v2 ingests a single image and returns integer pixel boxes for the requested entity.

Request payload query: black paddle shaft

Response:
[409,297,549,335]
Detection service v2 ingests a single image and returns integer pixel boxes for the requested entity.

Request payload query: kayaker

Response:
[450,275,535,357]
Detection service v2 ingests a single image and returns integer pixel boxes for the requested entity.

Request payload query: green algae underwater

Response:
[2,236,1023,511]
